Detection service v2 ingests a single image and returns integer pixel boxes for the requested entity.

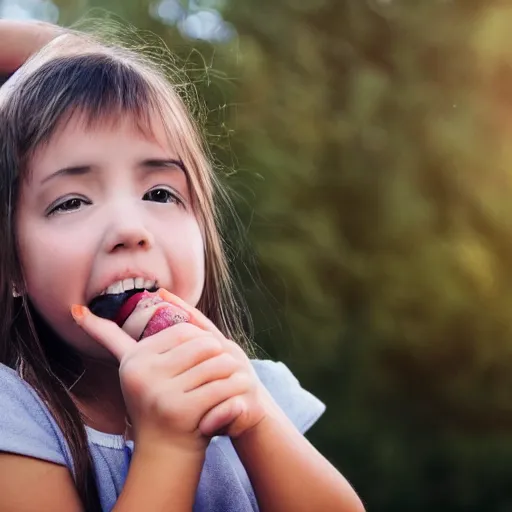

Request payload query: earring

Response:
[12,284,21,298]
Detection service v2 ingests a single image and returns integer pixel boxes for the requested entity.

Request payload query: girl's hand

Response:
[0,20,62,75]
[71,290,272,452]
[155,289,274,440]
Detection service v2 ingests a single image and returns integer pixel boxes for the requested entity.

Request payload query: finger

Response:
[71,305,135,362]
[135,322,209,355]
[158,289,225,341]
[198,396,246,438]
[152,335,222,378]
[177,352,239,392]
[186,373,250,423]
[122,302,170,340]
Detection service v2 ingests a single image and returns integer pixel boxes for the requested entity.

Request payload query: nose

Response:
[103,216,154,254]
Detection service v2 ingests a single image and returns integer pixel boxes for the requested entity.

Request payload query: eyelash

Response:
[47,196,91,215]
[142,187,183,206]
[47,187,183,216]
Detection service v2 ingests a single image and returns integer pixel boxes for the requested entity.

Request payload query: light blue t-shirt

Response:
[0,359,325,511]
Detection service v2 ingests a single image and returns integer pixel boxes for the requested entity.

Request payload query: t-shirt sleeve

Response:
[251,359,326,434]
[0,364,71,467]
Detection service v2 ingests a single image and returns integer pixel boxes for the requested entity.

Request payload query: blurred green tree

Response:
[221,2,512,510]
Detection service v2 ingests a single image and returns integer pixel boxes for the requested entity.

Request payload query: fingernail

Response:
[158,288,174,302]
[71,304,89,322]
[157,289,190,316]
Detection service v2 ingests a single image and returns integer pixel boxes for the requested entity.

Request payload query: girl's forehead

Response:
[38,110,175,157]
[58,108,169,144]
[25,110,181,184]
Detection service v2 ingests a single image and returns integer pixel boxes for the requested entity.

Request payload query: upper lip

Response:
[88,270,158,304]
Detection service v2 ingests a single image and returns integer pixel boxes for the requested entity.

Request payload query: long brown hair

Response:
[0,30,252,510]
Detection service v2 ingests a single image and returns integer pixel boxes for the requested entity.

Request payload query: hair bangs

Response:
[11,53,158,165]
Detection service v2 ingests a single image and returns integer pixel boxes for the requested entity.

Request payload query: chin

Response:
[59,326,119,364]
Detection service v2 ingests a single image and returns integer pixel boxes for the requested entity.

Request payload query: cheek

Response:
[17,220,91,300]
[164,217,205,306]
[16,222,104,356]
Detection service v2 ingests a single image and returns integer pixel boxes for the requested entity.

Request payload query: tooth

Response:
[143,279,155,290]
[107,281,123,295]
[135,277,144,289]
[123,278,135,292]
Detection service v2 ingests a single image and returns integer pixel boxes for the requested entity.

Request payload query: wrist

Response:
[231,402,286,451]
[232,384,286,441]
[135,431,208,464]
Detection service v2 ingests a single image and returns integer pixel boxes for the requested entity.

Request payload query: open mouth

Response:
[89,285,158,326]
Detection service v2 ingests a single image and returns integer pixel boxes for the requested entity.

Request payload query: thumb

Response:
[71,304,136,362]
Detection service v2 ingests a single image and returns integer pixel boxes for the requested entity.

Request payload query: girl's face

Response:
[16,113,205,359]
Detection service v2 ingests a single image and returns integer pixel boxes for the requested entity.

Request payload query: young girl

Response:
[0,21,364,511]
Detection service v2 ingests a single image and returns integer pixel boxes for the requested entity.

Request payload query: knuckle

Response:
[206,371,249,400]
[217,352,238,371]
[195,336,223,357]
[230,371,251,391]
[170,322,203,339]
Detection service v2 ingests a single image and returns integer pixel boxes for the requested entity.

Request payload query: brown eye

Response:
[143,187,180,205]
[48,197,89,216]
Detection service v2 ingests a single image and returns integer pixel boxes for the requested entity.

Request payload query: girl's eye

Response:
[143,187,182,205]
[48,197,89,216]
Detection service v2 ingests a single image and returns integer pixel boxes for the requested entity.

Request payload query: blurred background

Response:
[4,0,512,510]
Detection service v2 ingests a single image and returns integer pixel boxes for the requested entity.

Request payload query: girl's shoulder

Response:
[0,363,73,467]
[250,359,326,434]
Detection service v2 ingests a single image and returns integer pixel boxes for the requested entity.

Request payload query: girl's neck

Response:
[71,359,127,435]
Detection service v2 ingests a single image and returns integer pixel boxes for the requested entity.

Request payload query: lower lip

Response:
[114,291,148,326]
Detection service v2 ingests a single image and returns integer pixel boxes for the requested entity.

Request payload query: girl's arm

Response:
[233,397,366,512]
[0,453,83,511]
[0,444,203,511]
[113,441,205,511]
[0,20,61,76]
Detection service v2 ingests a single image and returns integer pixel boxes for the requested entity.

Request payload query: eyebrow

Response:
[40,158,187,185]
